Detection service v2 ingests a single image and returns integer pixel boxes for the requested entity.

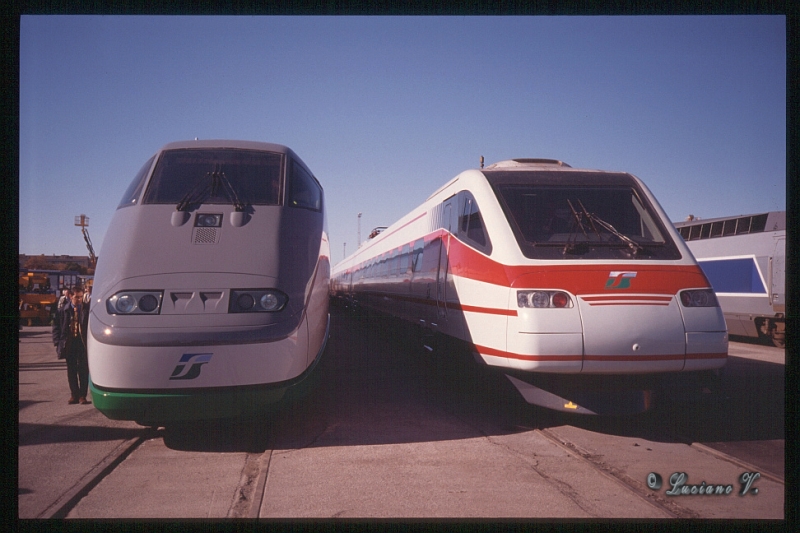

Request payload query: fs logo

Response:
[169,353,212,380]
[605,271,637,290]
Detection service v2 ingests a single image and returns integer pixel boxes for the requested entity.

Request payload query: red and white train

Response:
[331,158,728,414]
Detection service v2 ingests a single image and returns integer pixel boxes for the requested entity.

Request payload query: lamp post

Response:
[357,212,362,248]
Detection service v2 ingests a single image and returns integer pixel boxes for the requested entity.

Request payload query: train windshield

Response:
[141,148,283,207]
[489,172,681,260]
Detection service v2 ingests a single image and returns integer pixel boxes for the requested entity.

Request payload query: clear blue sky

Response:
[20,15,786,264]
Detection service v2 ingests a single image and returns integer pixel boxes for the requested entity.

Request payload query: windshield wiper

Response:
[562,199,593,255]
[176,175,210,212]
[176,168,247,212]
[209,170,247,212]
[576,200,644,257]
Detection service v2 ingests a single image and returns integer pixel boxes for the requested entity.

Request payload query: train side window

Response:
[710,222,723,238]
[457,192,492,254]
[700,223,711,239]
[750,214,768,233]
[420,238,442,276]
[735,217,751,235]
[722,219,736,236]
[400,244,411,274]
[689,225,702,240]
[288,161,322,211]
[117,155,155,209]
[678,227,690,240]
[412,239,424,273]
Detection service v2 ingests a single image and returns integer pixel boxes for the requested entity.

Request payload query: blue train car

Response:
[675,211,785,347]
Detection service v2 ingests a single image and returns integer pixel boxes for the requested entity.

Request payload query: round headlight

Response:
[260,292,280,311]
[138,294,159,313]
[115,294,136,313]
[237,293,255,310]
[692,291,711,307]
[532,292,550,308]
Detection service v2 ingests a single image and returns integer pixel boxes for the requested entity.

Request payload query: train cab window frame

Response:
[117,155,156,209]
[287,160,323,212]
[140,148,284,207]
[486,171,681,261]
[456,191,492,255]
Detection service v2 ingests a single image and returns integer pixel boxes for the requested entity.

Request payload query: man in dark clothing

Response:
[52,286,91,404]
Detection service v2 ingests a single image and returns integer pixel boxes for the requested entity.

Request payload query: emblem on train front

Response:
[605,271,637,289]
[169,353,213,380]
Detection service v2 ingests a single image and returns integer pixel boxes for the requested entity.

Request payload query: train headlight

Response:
[138,294,159,313]
[532,292,550,308]
[195,213,223,227]
[679,289,719,307]
[229,289,288,313]
[237,293,256,310]
[517,290,573,308]
[106,291,163,315]
[260,293,280,311]
[551,292,570,308]
[115,295,136,313]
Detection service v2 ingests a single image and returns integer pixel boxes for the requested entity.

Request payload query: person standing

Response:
[52,285,91,404]
[57,288,72,309]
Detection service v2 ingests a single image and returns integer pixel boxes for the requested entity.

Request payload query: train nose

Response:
[576,293,686,372]
[507,267,728,374]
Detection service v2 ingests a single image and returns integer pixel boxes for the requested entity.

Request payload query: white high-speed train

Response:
[331,158,728,414]
[88,140,330,425]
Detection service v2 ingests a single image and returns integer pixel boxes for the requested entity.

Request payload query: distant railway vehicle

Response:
[88,140,330,425]
[18,269,80,326]
[675,212,785,348]
[331,158,728,415]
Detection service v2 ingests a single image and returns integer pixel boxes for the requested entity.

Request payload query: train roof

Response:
[483,158,573,170]
[425,158,627,202]
[482,158,635,174]
[158,139,294,154]
[154,140,318,181]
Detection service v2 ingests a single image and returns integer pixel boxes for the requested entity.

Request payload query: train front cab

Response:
[495,267,728,415]
[464,163,728,415]
[87,141,330,425]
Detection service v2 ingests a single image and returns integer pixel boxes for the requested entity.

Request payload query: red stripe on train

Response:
[476,344,727,362]
[445,236,710,293]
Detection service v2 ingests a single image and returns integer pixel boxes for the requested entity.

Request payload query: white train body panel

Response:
[332,159,727,381]
[88,319,309,389]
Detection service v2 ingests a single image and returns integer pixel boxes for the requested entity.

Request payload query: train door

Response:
[770,236,785,312]
[436,201,453,322]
